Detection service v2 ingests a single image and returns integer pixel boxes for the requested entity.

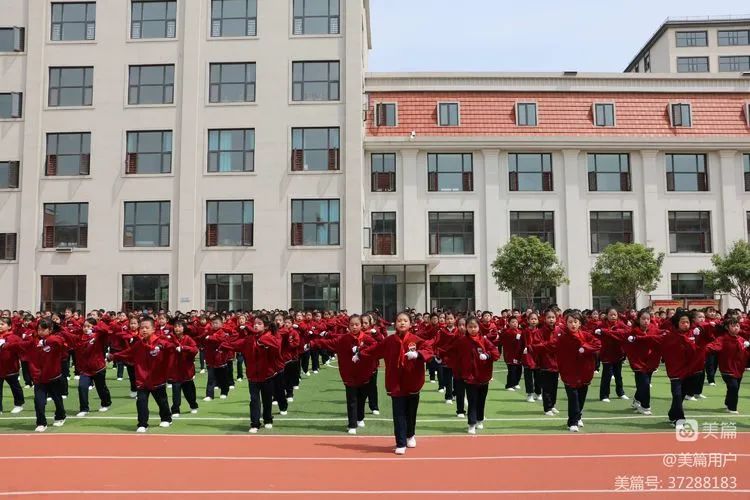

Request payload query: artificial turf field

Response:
[2,361,747,435]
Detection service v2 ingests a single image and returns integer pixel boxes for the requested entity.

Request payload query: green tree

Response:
[491,236,568,309]
[701,240,750,313]
[590,243,664,310]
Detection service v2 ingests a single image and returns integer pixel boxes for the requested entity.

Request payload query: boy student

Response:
[0,318,25,414]
[169,320,200,417]
[200,317,233,401]
[108,317,176,433]
[498,316,524,391]
[707,315,750,414]
[532,310,561,416]
[592,308,629,402]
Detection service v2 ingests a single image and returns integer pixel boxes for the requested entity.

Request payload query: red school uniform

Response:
[521,326,542,369]
[651,326,713,380]
[449,333,500,385]
[707,335,750,379]
[169,334,199,383]
[593,319,627,364]
[0,331,23,378]
[498,327,525,366]
[15,335,68,384]
[359,331,433,397]
[532,323,561,372]
[311,331,378,387]
[110,335,176,390]
[539,328,601,389]
[220,330,281,383]
[57,323,111,376]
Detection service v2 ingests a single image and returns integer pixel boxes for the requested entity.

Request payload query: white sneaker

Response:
[136,427,147,433]
[551,408,560,415]
[117,377,123,381]
[74,376,80,381]
[76,411,88,417]
[248,427,258,433]
[506,387,516,392]
[99,406,109,413]
[438,388,445,393]
[348,428,357,435]
[697,394,707,399]
[304,372,310,377]
[167,384,172,389]
[357,420,365,428]
[620,395,630,400]
[406,436,416,448]
[631,400,641,409]
[640,408,653,415]
[544,410,555,416]
[293,385,300,390]
[535,394,543,401]
[675,422,685,431]
[24,385,31,389]
[526,395,535,403]
[684,396,697,401]
[395,447,406,455]
[237,377,243,382]
[229,385,235,390]
[468,425,476,435]
[429,380,436,384]
[190,409,198,414]
[726,408,739,414]
[372,409,380,415]
[264,423,273,429]
[272,400,278,405]
[280,411,287,416]
[578,419,584,427]
[35,425,47,433]
[11,406,23,414]
[709,382,716,386]
[203,396,213,402]
[445,399,453,405]
[130,392,137,399]
[219,395,227,400]
[313,370,319,375]
[514,385,521,390]
[600,398,610,403]
[477,422,484,430]
[172,413,180,418]
[47,397,52,402]
[569,425,579,432]
[200,369,206,374]
[52,419,65,427]
[62,395,67,399]
[88,385,93,391]
[159,421,170,428]
[457,413,466,418]
[287,397,294,402]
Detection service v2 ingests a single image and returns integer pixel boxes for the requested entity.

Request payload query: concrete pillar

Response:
[561,149,588,308]
[482,149,501,310]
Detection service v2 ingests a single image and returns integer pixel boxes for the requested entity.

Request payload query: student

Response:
[707,316,750,414]
[108,317,175,433]
[360,311,433,455]
[221,316,281,433]
[683,310,712,401]
[169,320,199,417]
[521,312,542,403]
[498,316,524,392]
[0,318,25,414]
[452,317,469,418]
[200,317,233,401]
[360,313,383,415]
[531,310,561,416]
[111,317,139,398]
[316,314,377,434]
[419,313,441,385]
[593,308,629,402]
[433,312,459,405]
[278,316,301,402]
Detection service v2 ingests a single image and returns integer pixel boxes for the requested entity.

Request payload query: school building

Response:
[1,3,749,314]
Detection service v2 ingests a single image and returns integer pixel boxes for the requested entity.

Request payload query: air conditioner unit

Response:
[55,247,73,253]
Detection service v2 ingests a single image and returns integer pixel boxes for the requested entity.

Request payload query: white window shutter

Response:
[211,20,221,37]
[246,18,257,36]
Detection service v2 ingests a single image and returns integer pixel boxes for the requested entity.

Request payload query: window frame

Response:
[676,56,709,73]
[40,275,87,313]
[668,211,712,254]
[291,61,340,102]
[671,273,713,300]
[587,153,631,192]
[0,26,25,52]
[210,0,257,38]
[669,103,692,128]
[437,102,460,127]
[516,101,538,127]
[589,211,634,254]
[509,211,555,248]
[207,128,255,173]
[666,153,708,192]
[48,66,93,108]
[128,64,175,106]
[0,161,20,189]
[125,130,172,175]
[208,62,257,104]
[42,202,89,249]
[428,211,475,256]
[371,153,396,192]
[718,29,750,47]
[292,0,341,36]
[427,153,473,192]
[0,233,17,261]
[290,198,341,247]
[429,275,476,313]
[121,274,169,312]
[508,153,553,192]
[205,199,254,247]
[51,2,96,41]
[593,102,616,127]
[675,30,708,47]
[45,132,91,177]
[130,0,177,40]
[205,273,254,312]
[718,55,750,72]
[371,211,396,256]
[290,273,341,311]
[744,153,750,192]
[290,127,340,172]
[375,102,398,127]
[123,200,171,248]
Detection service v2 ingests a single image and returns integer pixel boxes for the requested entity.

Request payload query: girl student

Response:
[433,311,460,405]
[683,309,712,401]
[531,309,561,416]
[706,315,750,414]
[110,314,138,396]
[200,316,233,401]
[169,320,199,417]
[359,311,434,455]
[592,307,629,402]
[498,315,524,392]
[220,316,282,433]
[314,314,378,434]
[452,317,468,418]
[0,317,25,414]
[278,316,302,402]
[360,313,383,415]
[445,317,500,434]
[521,312,542,403]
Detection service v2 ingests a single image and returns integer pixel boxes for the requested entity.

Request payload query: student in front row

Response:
[0,318,25,415]
[707,315,750,414]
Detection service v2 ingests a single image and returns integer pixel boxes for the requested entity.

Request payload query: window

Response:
[438,102,459,126]
[48,67,93,107]
[719,56,750,72]
[0,233,17,261]
[208,129,254,173]
[747,212,750,242]
[0,27,24,52]
[0,161,20,189]
[371,153,396,192]
[375,103,397,127]
[209,63,256,103]
[677,57,709,73]
[128,65,174,105]
[292,61,339,101]
[41,276,86,312]
[510,211,555,248]
[124,201,170,247]
[205,274,253,312]
[509,153,553,191]
[428,153,472,192]
[206,200,254,247]
[42,203,88,248]
[590,211,633,253]
[644,52,651,72]
[131,0,176,39]
[666,154,708,192]
[593,103,615,127]
[291,127,339,171]
[126,131,172,174]
[744,154,750,191]
[291,273,340,311]
[512,287,556,311]
[0,93,22,118]
[669,211,712,253]
[587,153,631,192]
[210,0,257,37]
[670,103,692,128]
[671,273,713,299]
[46,132,91,176]
[291,199,340,246]
[122,275,169,312]
[51,2,95,41]
[371,212,396,256]
[428,212,474,255]
[516,102,538,126]
[430,275,475,313]
[718,30,750,46]
[675,31,707,47]
[292,0,340,35]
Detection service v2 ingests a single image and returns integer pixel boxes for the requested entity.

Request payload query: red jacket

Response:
[536,329,601,388]
[652,326,713,380]
[521,326,542,369]
[169,334,199,383]
[498,327,524,365]
[603,324,663,373]
[448,333,500,385]
[17,335,68,384]
[533,324,560,372]
[0,332,23,378]
[221,331,281,382]
[707,334,750,379]
[110,335,176,390]
[312,332,377,387]
[433,326,460,370]
[279,327,302,364]
[201,327,235,368]
[58,324,110,376]
[360,331,433,397]
[593,320,627,363]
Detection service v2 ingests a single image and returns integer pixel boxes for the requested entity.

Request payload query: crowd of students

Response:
[0,305,748,455]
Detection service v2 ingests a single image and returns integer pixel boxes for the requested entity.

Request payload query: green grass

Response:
[1,361,748,435]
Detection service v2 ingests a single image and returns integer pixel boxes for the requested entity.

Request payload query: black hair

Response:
[670,309,694,329]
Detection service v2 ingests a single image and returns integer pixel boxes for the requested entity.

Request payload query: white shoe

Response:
[219,395,227,400]
[477,422,484,430]
[130,392,137,399]
[438,388,445,393]
[24,384,31,389]
[200,369,206,374]
[280,411,287,416]
[697,394,707,399]
[313,370,319,374]
[190,409,198,414]
[117,378,123,381]
[631,400,641,409]
[544,410,555,416]
[445,399,453,405]
[11,406,23,414]
[47,397,52,402]
[395,447,406,455]
[709,382,716,386]
[406,436,416,448]
[348,428,357,435]
[62,395,67,399]
[429,380,436,384]
[600,398,610,403]
[99,406,109,412]
[551,408,560,415]
[237,377,243,382]
[74,376,80,381]
[203,396,213,401]
[76,411,88,417]
[578,419,584,427]
[468,425,476,435]
[35,425,47,433]
[357,420,365,428]
[514,385,521,390]
[88,385,93,391]
[264,423,273,429]
[535,394,542,401]
[159,421,170,428]
[675,422,685,431]
[569,425,579,432]
[136,427,147,433]
[304,372,310,377]
[293,385,300,390]
[272,400,278,405]
[52,419,65,427]
[726,408,739,414]
[287,397,294,402]
[325,360,332,366]
[167,384,172,389]
[507,387,515,392]
[372,410,380,415]
[526,395,535,403]
[640,408,653,415]
[172,413,180,418]
[457,413,466,418]
[249,427,258,433]
[229,385,235,390]
[684,396,697,401]
[620,395,629,400]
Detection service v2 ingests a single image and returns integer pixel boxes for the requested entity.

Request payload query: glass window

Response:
[372,212,396,256]
[43,203,89,248]
[291,273,340,311]
[430,275,475,313]
[744,154,750,192]
[376,103,397,126]
[438,102,459,126]
[0,27,24,52]
[510,211,555,248]
[131,0,176,39]
[128,65,174,105]
[671,273,712,299]
[0,161,20,189]
[587,153,630,192]
[666,154,708,192]
[126,130,172,174]
[291,61,339,101]
[291,199,340,246]
[48,67,93,107]
[46,132,91,176]
[291,127,339,171]
[0,93,22,118]
[122,275,169,312]
[371,153,396,192]
[51,2,96,41]
[428,212,474,255]
[209,62,256,103]
[40,275,86,312]
[509,153,553,191]
[427,153,472,192]
[669,211,712,253]
[675,31,707,47]
[206,200,254,247]
[594,103,615,127]
[124,201,170,247]
[719,56,750,72]
[0,233,17,261]
[718,30,750,46]
[292,0,340,35]
[670,103,692,127]
[516,102,537,126]
[205,274,253,312]
[512,287,556,311]
[644,52,651,72]
[677,57,709,73]
[208,129,254,172]
[210,0,257,37]
[590,211,633,253]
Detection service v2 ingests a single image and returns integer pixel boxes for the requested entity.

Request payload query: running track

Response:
[1,432,748,498]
